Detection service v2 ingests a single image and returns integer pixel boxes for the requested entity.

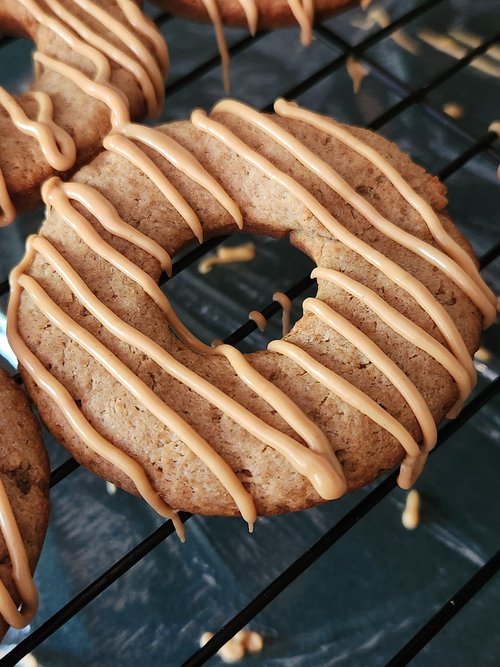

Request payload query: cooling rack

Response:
[0,0,499,665]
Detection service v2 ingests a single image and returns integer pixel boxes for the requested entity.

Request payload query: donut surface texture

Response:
[0,0,168,225]
[0,367,50,637]
[8,100,494,531]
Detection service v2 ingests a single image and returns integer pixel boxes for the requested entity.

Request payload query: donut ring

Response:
[8,99,494,533]
[0,0,168,226]
[0,367,49,637]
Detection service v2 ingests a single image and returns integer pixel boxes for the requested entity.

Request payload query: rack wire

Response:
[0,0,499,665]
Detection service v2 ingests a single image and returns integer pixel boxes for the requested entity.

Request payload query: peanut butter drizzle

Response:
[248,310,267,331]
[105,123,242,241]
[199,243,256,273]
[193,103,478,385]
[273,292,292,336]
[0,0,166,225]
[200,0,315,89]
[312,268,471,418]
[0,89,76,226]
[0,479,38,628]
[302,297,437,450]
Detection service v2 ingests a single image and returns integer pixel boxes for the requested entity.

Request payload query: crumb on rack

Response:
[443,102,464,119]
[198,242,256,274]
[402,489,421,530]
[200,629,264,663]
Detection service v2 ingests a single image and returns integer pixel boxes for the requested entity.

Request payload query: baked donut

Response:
[0,367,50,637]
[8,99,495,535]
[151,0,355,90]
[0,0,168,226]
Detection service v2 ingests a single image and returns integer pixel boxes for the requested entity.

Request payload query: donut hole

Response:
[0,36,34,94]
[164,234,316,353]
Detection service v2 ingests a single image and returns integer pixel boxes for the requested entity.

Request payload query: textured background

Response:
[0,0,499,665]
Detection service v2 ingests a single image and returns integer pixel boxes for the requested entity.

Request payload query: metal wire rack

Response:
[0,0,499,665]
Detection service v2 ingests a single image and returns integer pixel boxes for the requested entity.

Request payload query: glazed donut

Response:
[8,99,494,534]
[0,367,49,637]
[0,0,168,226]
[151,0,355,90]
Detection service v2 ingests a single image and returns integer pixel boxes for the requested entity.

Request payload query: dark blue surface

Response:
[0,1,499,665]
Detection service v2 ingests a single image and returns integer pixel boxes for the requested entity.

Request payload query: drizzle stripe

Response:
[115,0,169,75]
[47,0,160,117]
[303,297,437,451]
[214,344,343,479]
[120,124,243,231]
[268,339,421,458]
[312,267,472,417]
[191,108,476,384]
[0,89,75,171]
[214,99,495,324]
[42,179,207,354]
[275,99,495,307]
[68,0,164,114]
[103,133,203,244]
[35,53,129,128]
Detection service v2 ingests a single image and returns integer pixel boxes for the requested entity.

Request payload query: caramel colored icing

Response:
[0,0,167,225]
[199,0,316,89]
[9,100,491,553]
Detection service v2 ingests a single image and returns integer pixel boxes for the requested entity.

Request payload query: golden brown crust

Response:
[0,0,163,213]
[17,112,482,518]
[0,367,50,638]
[156,0,357,30]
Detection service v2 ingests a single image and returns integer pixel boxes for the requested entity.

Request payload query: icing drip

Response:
[200,0,316,89]
[0,0,166,225]
[248,310,267,331]
[0,89,76,226]
[9,99,490,559]
[346,55,369,94]
[273,292,292,336]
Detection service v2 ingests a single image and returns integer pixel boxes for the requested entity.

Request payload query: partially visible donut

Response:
[157,0,356,34]
[151,0,356,90]
[0,367,50,638]
[0,0,168,225]
[8,99,494,534]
